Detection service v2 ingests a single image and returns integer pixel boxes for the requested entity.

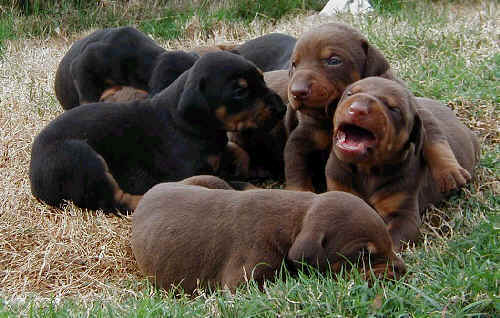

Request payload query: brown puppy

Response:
[131,175,406,294]
[326,77,479,250]
[224,70,291,178]
[284,22,470,193]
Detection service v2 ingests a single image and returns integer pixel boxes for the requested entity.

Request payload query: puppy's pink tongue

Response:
[336,125,375,153]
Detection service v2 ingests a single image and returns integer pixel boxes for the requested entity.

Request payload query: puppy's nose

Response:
[348,101,369,116]
[290,82,311,101]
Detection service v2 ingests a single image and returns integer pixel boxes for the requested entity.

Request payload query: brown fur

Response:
[190,44,239,56]
[325,77,479,250]
[99,86,149,103]
[131,175,406,294]
[284,22,470,193]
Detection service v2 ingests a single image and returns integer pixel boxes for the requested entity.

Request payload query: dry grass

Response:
[0,1,498,306]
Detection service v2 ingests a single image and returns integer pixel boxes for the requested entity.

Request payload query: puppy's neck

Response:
[151,74,226,141]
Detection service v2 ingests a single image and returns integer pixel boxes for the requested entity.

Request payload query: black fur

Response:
[31,52,286,212]
[54,26,198,109]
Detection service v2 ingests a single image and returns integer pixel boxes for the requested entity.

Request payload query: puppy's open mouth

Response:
[335,123,376,155]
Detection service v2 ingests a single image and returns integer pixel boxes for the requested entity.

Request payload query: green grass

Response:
[0,0,328,42]
[1,206,497,317]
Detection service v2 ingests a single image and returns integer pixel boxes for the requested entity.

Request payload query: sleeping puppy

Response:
[326,77,480,250]
[55,26,198,109]
[236,33,297,72]
[131,175,406,294]
[30,52,285,213]
[284,22,470,193]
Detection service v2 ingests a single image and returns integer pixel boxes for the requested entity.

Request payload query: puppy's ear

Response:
[177,76,210,123]
[361,39,391,78]
[409,111,423,155]
[287,229,327,269]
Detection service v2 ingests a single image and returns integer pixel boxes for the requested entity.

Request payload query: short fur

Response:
[131,175,406,294]
[284,22,470,193]
[237,33,297,72]
[325,77,480,250]
[54,26,198,109]
[30,52,286,213]
[224,70,290,179]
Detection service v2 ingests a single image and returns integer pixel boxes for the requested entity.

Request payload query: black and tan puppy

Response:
[55,26,198,109]
[326,77,479,250]
[284,22,470,193]
[30,52,285,213]
[224,69,290,178]
[237,33,297,72]
[131,175,406,294]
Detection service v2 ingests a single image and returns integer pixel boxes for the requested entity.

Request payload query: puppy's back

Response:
[132,183,314,293]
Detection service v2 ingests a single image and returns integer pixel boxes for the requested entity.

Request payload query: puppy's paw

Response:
[432,164,471,192]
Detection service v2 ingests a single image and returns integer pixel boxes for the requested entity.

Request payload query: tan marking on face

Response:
[215,106,228,121]
[237,78,248,89]
[320,47,334,60]
[369,192,407,218]
[206,155,221,172]
[256,67,263,76]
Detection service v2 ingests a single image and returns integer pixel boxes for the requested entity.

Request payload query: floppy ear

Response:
[287,228,327,270]
[177,75,210,123]
[409,111,423,155]
[361,39,392,78]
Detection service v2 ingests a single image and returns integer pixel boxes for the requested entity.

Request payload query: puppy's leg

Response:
[222,140,251,178]
[30,139,140,213]
[284,124,330,192]
[418,107,471,192]
[370,193,420,251]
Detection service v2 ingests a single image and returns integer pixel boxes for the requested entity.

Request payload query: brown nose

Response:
[290,81,311,101]
[348,101,369,116]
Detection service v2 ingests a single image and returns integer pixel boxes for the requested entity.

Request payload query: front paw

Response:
[432,165,471,192]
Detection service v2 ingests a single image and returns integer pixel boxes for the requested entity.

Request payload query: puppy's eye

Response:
[326,56,342,66]
[345,90,353,97]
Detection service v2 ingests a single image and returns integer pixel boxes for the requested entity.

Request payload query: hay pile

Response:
[0,6,497,303]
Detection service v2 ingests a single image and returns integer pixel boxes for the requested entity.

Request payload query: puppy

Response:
[224,70,290,179]
[131,175,406,294]
[284,22,470,193]
[237,33,297,71]
[55,26,198,109]
[326,77,480,250]
[30,52,286,213]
